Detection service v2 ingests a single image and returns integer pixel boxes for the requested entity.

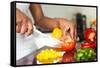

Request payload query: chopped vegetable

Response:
[75,48,96,61]
[52,27,62,40]
[85,28,96,43]
[62,51,75,62]
[60,35,76,51]
[36,49,63,64]
[81,42,96,49]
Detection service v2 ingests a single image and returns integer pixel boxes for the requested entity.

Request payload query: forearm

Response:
[29,4,59,30]
[29,4,44,24]
[37,17,59,31]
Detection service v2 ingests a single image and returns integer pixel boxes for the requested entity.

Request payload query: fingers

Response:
[58,19,76,40]
[16,22,21,33]
[70,25,74,39]
[20,19,28,34]
[75,28,77,40]
[25,20,33,36]
[16,19,33,36]
[61,35,67,41]
[16,8,33,36]
[16,18,22,33]
[59,21,69,37]
[70,23,76,40]
[62,27,68,37]
[73,23,77,40]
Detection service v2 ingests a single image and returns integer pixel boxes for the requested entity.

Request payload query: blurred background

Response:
[41,4,96,28]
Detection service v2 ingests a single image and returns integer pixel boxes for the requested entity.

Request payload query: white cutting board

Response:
[16,28,60,60]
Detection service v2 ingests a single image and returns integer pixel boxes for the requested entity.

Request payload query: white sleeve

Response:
[16,3,30,13]
[16,3,34,24]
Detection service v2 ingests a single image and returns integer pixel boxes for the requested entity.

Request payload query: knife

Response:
[32,26,61,48]
[17,26,61,49]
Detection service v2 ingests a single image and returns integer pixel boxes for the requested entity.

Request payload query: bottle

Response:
[82,15,87,40]
[76,13,84,42]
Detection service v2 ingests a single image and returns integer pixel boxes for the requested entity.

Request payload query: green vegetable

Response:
[75,48,96,61]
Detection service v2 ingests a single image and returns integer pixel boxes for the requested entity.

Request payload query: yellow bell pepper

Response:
[52,27,62,40]
[36,49,62,64]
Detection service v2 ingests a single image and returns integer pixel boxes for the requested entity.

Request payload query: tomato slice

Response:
[61,41,76,51]
[62,51,75,62]
[60,35,76,51]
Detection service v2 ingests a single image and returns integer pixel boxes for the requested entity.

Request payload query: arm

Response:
[29,4,58,31]
[29,4,76,39]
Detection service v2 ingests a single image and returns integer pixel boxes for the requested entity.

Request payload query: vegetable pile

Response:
[36,49,62,64]
[75,48,96,61]
[36,24,97,64]
[75,27,97,62]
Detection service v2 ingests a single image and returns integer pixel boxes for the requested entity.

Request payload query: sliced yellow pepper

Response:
[52,27,62,40]
[36,49,62,64]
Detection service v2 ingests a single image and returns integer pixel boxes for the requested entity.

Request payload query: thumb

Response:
[70,27,74,39]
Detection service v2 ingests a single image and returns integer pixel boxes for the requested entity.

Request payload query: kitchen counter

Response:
[16,32,82,65]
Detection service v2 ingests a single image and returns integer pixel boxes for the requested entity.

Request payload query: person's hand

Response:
[16,8,33,36]
[54,18,76,40]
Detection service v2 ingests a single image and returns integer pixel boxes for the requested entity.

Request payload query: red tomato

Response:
[61,41,76,51]
[60,35,76,51]
[85,28,96,43]
[62,51,75,62]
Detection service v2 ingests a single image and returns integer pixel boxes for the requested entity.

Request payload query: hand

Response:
[16,8,33,36]
[54,18,76,40]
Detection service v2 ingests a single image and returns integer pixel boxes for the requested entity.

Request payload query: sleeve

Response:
[16,3,34,24]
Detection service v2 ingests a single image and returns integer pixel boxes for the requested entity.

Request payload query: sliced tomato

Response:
[62,51,75,62]
[60,35,76,51]
[61,41,76,51]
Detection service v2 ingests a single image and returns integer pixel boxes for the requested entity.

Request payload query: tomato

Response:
[62,51,75,62]
[85,28,96,43]
[61,41,76,51]
[60,35,76,51]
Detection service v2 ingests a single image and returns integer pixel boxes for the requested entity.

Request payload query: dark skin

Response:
[29,4,58,31]
[16,4,76,39]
